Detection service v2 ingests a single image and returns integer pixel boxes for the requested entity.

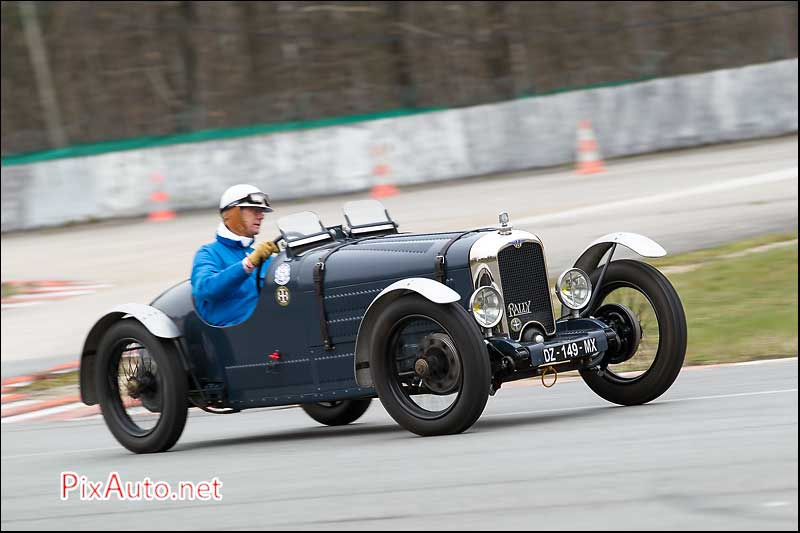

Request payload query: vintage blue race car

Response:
[80,200,686,453]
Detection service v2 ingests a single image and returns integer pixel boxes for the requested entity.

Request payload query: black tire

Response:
[368,294,490,436]
[301,399,372,426]
[580,259,687,405]
[95,320,188,453]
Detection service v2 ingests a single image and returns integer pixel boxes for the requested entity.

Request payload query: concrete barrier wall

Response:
[2,59,797,232]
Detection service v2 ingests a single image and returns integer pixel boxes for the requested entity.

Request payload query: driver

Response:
[191,184,279,326]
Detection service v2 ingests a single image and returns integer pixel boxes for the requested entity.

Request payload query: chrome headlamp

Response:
[555,268,592,310]
[469,284,504,328]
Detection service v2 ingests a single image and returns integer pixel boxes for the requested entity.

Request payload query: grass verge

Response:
[653,233,797,365]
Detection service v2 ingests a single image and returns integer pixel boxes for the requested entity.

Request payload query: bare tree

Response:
[1,0,796,155]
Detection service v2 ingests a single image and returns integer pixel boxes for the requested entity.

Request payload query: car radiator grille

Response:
[497,241,555,334]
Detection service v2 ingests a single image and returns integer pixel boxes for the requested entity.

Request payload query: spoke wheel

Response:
[594,288,657,380]
[386,316,462,418]
[96,321,188,453]
[580,260,687,406]
[369,295,490,436]
[110,339,162,436]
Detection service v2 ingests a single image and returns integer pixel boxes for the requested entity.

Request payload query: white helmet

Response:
[219,184,272,212]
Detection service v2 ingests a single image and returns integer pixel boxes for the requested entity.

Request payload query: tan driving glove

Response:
[248,241,279,266]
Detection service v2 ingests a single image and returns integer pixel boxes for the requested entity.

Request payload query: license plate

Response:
[541,337,600,365]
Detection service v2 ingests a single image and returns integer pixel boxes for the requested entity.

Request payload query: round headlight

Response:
[556,268,593,310]
[470,285,503,328]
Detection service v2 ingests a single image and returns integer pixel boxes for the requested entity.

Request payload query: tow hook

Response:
[541,365,558,388]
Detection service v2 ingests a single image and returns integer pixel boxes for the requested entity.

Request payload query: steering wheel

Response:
[256,236,284,294]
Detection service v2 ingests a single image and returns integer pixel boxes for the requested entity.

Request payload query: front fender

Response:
[573,232,667,273]
[80,304,181,405]
[353,278,461,388]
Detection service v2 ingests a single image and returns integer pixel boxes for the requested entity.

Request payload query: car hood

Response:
[290,230,491,289]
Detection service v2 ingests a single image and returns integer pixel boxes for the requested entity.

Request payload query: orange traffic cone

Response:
[369,143,399,198]
[147,173,176,221]
[575,120,606,174]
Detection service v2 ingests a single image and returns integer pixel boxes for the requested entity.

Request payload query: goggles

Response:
[222,192,272,212]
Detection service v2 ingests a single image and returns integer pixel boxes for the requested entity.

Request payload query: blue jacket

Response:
[191,234,270,326]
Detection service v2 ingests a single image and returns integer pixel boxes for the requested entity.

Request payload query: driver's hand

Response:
[248,241,279,266]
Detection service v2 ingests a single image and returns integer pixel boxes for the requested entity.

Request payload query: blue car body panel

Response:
[149,231,489,408]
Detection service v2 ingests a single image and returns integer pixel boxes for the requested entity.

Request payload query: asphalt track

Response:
[1,358,797,530]
[1,135,797,376]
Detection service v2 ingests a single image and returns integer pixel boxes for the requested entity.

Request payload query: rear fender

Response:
[80,304,181,405]
[353,278,460,388]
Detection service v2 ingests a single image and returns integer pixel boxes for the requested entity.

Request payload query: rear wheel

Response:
[301,399,372,426]
[369,295,490,436]
[581,260,687,405]
[95,321,188,453]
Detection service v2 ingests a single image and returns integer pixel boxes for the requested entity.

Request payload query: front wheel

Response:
[95,321,188,453]
[580,259,687,405]
[368,295,490,436]
[301,399,372,426]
